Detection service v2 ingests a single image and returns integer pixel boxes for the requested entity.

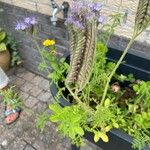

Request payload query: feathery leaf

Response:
[135,0,150,33]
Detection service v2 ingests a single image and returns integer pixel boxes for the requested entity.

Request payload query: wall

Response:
[1,0,150,58]
[0,0,150,76]
[1,0,150,42]
[0,2,69,76]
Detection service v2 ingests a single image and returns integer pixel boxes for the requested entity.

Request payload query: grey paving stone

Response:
[37,91,51,102]
[7,137,26,150]
[24,96,39,108]
[0,125,5,135]
[16,70,29,78]
[39,79,50,91]
[32,140,46,150]
[0,130,15,149]
[30,75,43,86]
[10,120,25,138]
[29,86,42,97]
[16,67,27,73]
[32,102,48,114]
[22,72,35,81]
[20,82,34,93]
[24,145,35,150]
[8,74,17,83]
[19,110,33,121]
[20,91,29,101]
[22,128,39,145]
[13,77,25,87]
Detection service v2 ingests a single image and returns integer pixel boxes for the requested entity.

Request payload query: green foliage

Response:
[114,73,135,83]
[133,81,150,108]
[0,86,22,109]
[98,12,123,44]
[0,28,21,66]
[49,104,88,146]
[36,113,50,132]
[6,34,22,66]
[0,31,6,42]
[0,31,7,52]
[35,1,150,149]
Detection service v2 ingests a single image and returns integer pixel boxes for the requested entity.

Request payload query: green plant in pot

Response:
[0,30,10,71]
[37,0,150,149]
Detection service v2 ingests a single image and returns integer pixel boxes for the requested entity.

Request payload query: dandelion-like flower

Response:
[43,39,56,47]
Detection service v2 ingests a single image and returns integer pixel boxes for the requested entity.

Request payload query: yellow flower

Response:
[43,39,56,47]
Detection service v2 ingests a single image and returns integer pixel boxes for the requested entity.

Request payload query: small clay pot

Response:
[0,50,10,71]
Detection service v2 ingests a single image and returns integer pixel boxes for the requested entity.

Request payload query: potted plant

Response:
[0,28,22,71]
[37,1,150,149]
[0,29,10,71]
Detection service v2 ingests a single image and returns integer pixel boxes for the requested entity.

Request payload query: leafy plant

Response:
[0,30,7,52]
[0,28,22,66]
[6,34,22,66]
[0,86,22,109]
[35,0,150,149]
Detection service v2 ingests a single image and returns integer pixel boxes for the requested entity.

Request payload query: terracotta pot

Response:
[0,50,10,71]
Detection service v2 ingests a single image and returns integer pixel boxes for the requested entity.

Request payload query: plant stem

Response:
[100,36,136,106]
[65,83,94,114]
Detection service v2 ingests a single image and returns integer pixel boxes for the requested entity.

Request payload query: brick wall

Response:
[1,0,150,42]
[0,2,69,77]
[0,1,150,77]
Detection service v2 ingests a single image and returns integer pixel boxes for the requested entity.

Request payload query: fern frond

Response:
[77,21,97,91]
[65,27,86,84]
[135,0,150,33]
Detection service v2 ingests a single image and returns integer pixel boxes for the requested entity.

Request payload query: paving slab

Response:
[0,67,103,150]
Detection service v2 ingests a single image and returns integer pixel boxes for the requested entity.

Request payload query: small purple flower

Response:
[24,17,31,24]
[85,12,95,21]
[30,17,37,25]
[98,15,105,24]
[24,17,37,25]
[15,22,27,30]
[74,20,84,29]
[91,3,102,12]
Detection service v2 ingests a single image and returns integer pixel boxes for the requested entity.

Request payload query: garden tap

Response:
[50,0,69,26]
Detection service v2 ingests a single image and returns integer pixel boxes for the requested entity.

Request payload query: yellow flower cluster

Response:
[43,39,56,47]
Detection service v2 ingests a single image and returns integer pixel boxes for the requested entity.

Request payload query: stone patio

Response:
[0,67,102,150]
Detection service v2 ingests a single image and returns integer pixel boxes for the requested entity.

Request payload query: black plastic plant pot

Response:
[50,48,150,150]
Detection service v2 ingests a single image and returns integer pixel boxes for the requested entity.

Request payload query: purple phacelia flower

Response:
[15,22,27,30]
[98,15,105,24]
[74,20,84,29]
[24,17,37,25]
[24,17,31,24]
[85,12,95,21]
[91,2,102,12]
[30,17,37,25]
